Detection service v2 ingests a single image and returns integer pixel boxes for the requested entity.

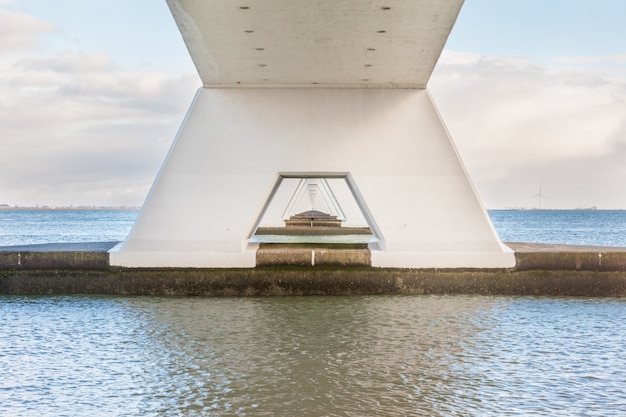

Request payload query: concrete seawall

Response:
[1,242,625,296]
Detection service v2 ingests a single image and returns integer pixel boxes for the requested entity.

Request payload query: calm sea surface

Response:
[0,210,137,247]
[489,209,626,247]
[2,295,626,416]
[1,209,625,247]
[1,210,626,416]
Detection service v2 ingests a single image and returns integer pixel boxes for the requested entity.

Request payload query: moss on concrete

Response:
[1,243,625,296]
[2,268,625,297]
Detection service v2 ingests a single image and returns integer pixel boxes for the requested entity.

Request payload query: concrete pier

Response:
[112,1,516,269]
[1,242,625,296]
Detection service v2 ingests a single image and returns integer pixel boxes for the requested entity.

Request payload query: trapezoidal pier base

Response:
[110,88,515,268]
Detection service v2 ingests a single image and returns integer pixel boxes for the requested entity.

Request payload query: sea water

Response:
[0,209,137,247]
[489,209,626,247]
[1,210,626,416]
[1,295,625,416]
[1,209,625,247]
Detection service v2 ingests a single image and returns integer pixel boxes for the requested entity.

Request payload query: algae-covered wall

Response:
[2,268,625,297]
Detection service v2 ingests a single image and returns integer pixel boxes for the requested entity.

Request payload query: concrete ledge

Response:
[1,241,625,296]
[506,242,626,271]
[0,241,116,270]
[1,268,625,297]
[256,244,370,267]
[0,251,110,270]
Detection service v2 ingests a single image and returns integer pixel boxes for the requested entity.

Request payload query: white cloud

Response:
[0,8,54,55]
[2,5,626,210]
[553,53,626,65]
[0,17,200,206]
[431,51,626,209]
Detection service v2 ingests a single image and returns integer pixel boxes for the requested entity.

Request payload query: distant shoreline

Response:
[492,208,624,211]
[1,206,623,211]
[0,206,139,211]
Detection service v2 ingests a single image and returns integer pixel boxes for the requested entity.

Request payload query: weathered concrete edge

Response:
[514,251,626,272]
[0,251,109,270]
[1,242,625,296]
[3,243,626,272]
[1,268,625,297]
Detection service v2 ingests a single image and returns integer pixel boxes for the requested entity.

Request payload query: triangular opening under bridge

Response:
[247,173,383,249]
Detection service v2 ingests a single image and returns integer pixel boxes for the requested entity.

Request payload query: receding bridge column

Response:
[111,88,514,268]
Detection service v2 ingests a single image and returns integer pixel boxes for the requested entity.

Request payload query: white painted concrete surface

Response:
[111,88,515,268]
[166,0,463,88]
[110,0,515,268]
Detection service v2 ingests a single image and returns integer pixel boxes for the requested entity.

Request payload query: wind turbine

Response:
[531,185,548,209]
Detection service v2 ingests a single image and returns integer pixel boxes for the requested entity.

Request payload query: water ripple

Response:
[1,295,625,416]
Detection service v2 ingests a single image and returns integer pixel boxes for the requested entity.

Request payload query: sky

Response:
[1,0,625,209]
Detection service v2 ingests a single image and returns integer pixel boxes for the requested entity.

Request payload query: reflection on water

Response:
[1,295,625,416]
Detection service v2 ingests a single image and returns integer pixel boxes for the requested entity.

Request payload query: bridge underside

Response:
[110,0,515,268]
[165,0,465,89]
